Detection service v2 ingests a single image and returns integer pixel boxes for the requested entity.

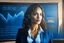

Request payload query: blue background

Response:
[0,3,63,41]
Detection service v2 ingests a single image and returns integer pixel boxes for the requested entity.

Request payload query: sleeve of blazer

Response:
[16,29,21,43]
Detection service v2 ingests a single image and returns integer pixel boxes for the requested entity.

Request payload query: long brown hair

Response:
[22,4,47,30]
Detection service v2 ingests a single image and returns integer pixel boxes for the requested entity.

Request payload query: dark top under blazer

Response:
[16,28,53,43]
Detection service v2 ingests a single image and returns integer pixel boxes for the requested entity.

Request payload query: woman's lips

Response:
[36,20,40,21]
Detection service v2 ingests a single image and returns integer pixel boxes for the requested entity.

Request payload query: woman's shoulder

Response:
[18,27,28,31]
[46,29,53,36]
[46,29,53,33]
[17,27,28,35]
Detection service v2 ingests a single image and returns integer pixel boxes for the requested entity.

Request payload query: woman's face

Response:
[30,7,43,24]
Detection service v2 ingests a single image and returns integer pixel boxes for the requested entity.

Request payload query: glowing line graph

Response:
[0,11,24,23]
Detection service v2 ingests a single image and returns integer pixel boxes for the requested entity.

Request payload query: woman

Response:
[16,4,53,43]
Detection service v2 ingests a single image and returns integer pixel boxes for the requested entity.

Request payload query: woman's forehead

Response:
[32,7,42,13]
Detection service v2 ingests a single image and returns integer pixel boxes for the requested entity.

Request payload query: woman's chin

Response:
[36,22,41,24]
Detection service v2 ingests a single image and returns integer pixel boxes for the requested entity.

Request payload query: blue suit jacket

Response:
[16,28,53,43]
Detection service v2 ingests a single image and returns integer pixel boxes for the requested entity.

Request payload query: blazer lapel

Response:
[40,32,44,42]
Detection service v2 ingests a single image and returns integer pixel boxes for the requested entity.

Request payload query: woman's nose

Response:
[37,15,40,19]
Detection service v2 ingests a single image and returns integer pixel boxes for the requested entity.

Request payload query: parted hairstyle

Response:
[22,4,47,30]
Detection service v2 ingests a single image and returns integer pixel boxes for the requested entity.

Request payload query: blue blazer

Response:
[16,28,53,43]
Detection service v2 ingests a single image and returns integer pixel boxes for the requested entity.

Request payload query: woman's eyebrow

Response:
[35,12,42,14]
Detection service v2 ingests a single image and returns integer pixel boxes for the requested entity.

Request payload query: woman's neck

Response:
[31,24,40,38]
[31,24,39,31]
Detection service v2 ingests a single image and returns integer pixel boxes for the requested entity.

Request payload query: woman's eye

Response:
[33,14,37,15]
[40,14,42,16]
